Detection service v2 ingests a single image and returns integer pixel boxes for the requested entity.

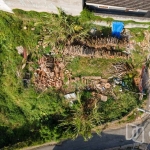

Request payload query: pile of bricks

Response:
[34,54,65,90]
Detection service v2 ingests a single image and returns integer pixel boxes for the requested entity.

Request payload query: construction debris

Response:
[111,62,134,77]
[100,95,108,102]
[81,76,111,95]
[63,45,129,59]
[34,54,65,91]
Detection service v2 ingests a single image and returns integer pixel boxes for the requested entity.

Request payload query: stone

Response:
[23,26,27,30]
[31,27,35,31]
[100,95,107,102]
[16,46,24,55]
[105,83,111,89]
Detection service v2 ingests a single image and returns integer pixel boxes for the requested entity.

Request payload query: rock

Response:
[16,46,24,55]
[100,95,107,102]
[23,26,27,30]
[104,83,111,89]
[31,27,35,31]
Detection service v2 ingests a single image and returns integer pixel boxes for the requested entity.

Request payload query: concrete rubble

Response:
[34,54,65,90]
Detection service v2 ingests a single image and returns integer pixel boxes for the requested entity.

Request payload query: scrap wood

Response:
[111,62,134,75]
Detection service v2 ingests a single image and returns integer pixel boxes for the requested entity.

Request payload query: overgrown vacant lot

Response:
[0,9,149,149]
[66,57,126,77]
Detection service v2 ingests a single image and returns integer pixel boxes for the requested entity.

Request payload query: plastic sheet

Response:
[112,22,124,38]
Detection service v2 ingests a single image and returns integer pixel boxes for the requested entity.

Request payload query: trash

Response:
[139,93,143,100]
[64,93,77,102]
[16,46,24,55]
[90,27,97,35]
[119,88,123,92]
[23,73,31,88]
[114,78,121,84]
[100,95,107,102]
[104,83,111,89]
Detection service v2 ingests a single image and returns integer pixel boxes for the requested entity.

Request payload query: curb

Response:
[21,141,60,150]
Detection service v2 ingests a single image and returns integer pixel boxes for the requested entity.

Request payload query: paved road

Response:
[34,116,150,150]
[36,130,133,150]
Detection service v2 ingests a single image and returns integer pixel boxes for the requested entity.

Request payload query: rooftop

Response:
[86,0,150,11]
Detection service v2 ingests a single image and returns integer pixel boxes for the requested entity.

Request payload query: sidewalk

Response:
[22,141,59,150]
[94,21,150,29]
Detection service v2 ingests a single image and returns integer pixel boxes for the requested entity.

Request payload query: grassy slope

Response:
[0,10,67,148]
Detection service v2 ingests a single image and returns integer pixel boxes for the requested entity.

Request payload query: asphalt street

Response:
[35,117,150,150]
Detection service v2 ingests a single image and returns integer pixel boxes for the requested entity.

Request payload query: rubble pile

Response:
[82,36,128,48]
[34,54,65,90]
[81,76,111,102]
[63,45,129,59]
[82,76,111,92]
[111,62,134,77]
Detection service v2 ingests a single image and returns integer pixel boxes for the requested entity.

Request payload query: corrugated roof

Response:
[86,0,150,10]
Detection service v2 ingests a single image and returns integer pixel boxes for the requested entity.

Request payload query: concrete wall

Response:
[95,12,150,22]
[3,0,84,15]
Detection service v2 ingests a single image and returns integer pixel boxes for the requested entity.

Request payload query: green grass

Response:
[99,91,140,122]
[129,28,145,42]
[80,9,150,26]
[66,57,127,78]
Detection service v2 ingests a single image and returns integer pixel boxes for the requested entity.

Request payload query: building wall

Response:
[3,0,84,15]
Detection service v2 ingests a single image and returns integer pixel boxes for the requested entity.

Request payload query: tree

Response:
[59,92,102,140]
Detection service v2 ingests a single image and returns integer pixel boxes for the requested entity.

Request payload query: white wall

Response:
[3,0,84,15]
